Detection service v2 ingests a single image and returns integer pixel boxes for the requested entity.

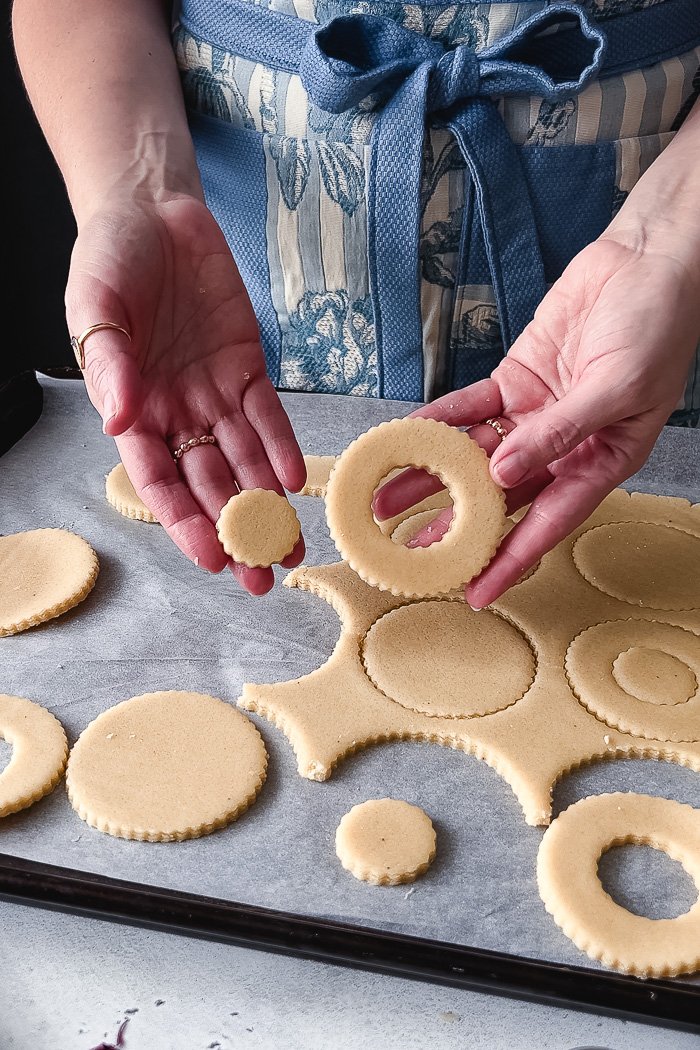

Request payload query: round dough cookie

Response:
[537,793,700,976]
[0,529,99,637]
[0,695,68,817]
[105,463,158,523]
[565,619,700,742]
[362,601,535,718]
[66,691,268,841]
[326,417,506,598]
[216,489,301,568]
[573,522,700,611]
[335,798,437,885]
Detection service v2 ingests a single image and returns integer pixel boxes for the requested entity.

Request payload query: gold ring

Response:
[172,435,217,461]
[70,322,131,369]
[483,417,509,443]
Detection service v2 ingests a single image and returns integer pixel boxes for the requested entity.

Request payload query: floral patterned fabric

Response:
[174,1,700,422]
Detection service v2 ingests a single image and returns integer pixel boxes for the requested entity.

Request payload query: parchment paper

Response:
[1,376,699,983]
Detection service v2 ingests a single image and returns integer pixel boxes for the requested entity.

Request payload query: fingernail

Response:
[467,601,483,612]
[102,392,116,434]
[491,452,527,488]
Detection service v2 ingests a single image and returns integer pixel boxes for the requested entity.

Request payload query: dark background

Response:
[2,4,75,385]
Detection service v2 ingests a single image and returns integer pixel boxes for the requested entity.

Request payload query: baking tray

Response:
[1,376,699,1032]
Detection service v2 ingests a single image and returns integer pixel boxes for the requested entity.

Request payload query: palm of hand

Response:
[68,197,305,591]
[375,238,699,606]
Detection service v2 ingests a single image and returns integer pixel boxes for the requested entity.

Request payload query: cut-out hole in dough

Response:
[612,647,697,707]
[0,738,12,775]
[572,521,700,610]
[373,470,454,547]
[598,842,699,919]
[362,601,536,718]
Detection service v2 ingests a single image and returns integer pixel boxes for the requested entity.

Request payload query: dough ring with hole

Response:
[216,489,300,567]
[0,529,99,636]
[105,464,158,523]
[66,690,268,841]
[335,798,437,885]
[537,792,700,976]
[565,619,700,742]
[362,601,536,718]
[325,418,506,597]
[573,521,700,611]
[0,695,68,817]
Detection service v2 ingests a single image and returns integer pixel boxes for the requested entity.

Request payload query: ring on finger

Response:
[483,417,509,443]
[172,434,218,461]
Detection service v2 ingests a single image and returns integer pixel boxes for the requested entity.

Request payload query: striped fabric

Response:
[174,1,700,422]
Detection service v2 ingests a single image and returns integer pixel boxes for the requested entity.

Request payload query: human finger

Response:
[489,378,628,489]
[409,378,503,426]
[214,414,285,495]
[116,431,228,573]
[281,536,305,569]
[466,466,620,609]
[242,375,306,492]
[73,324,142,437]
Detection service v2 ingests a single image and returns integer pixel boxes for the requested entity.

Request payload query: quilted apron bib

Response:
[175,0,700,424]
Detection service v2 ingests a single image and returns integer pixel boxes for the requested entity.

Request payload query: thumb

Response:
[489,380,626,488]
[80,328,142,436]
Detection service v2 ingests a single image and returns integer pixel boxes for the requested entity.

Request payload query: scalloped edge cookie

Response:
[0,694,68,817]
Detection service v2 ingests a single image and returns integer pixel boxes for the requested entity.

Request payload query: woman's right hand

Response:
[66,194,306,594]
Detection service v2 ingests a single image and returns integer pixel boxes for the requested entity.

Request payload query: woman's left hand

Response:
[373,234,700,608]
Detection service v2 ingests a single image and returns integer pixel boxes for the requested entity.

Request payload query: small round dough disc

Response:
[335,798,437,885]
[537,792,700,976]
[612,647,697,706]
[326,417,506,598]
[0,529,99,636]
[66,691,268,841]
[0,695,68,817]
[573,522,700,610]
[105,464,158,523]
[565,619,700,741]
[216,489,301,567]
[362,601,535,718]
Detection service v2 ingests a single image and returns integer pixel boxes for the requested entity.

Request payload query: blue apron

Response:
[175,0,700,424]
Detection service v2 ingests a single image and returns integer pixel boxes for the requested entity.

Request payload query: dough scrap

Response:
[565,619,700,742]
[241,490,700,827]
[335,799,436,885]
[300,455,337,497]
[0,529,99,636]
[0,695,68,817]
[216,489,300,567]
[573,521,700,610]
[325,417,506,597]
[537,793,700,977]
[66,690,267,841]
[105,464,158,523]
[362,601,535,718]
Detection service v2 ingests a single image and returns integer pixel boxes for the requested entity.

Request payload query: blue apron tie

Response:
[298,6,606,399]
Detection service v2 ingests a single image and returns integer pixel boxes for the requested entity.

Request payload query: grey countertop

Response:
[1,377,699,1050]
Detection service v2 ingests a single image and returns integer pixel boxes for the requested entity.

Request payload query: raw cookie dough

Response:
[240,489,700,827]
[216,489,301,567]
[335,798,437,885]
[300,455,337,497]
[0,529,99,636]
[362,601,535,718]
[537,792,700,976]
[0,695,68,817]
[325,417,506,597]
[565,619,700,742]
[573,521,700,610]
[105,463,158,523]
[66,690,268,841]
